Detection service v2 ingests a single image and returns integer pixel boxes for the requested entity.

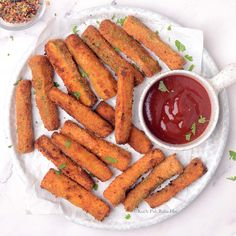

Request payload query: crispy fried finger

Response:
[103,149,164,206]
[99,20,161,77]
[48,87,112,138]
[95,101,152,153]
[123,16,185,70]
[28,55,60,131]
[45,39,97,107]
[145,158,207,208]
[51,132,113,181]
[124,154,183,211]
[115,67,134,144]
[65,34,117,100]
[61,120,131,171]
[41,169,110,221]
[82,25,144,85]
[35,135,94,190]
[15,80,34,153]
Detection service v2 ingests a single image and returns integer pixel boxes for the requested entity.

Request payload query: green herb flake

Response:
[116,17,127,26]
[73,91,80,100]
[105,156,117,163]
[111,14,116,20]
[53,82,60,87]
[7,53,10,56]
[227,176,236,181]
[96,20,100,25]
[72,25,79,34]
[89,172,95,177]
[158,80,169,93]
[59,163,66,170]
[125,213,131,220]
[188,64,195,71]
[167,25,172,31]
[185,133,191,141]
[191,123,196,135]
[10,35,14,41]
[13,78,22,86]
[93,183,98,190]
[54,13,57,17]
[114,47,120,52]
[8,145,13,148]
[65,140,71,148]
[155,30,159,35]
[80,69,89,78]
[54,170,61,175]
[198,115,207,124]
[175,40,186,52]
[229,150,236,160]
[184,54,193,61]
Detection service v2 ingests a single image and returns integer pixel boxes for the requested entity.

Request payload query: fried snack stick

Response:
[65,34,117,100]
[15,80,34,153]
[103,149,164,206]
[146,158,207,208]
[95,101,152,153]
[115,67,134,144]
[45,39,97,107]
[51,132,113,181]
[99,20,161,77]
[82,25,144,85]
[61,120,131,171]
[48,87,112,138]
[28,55,60,131]
[35,135,94,191]
[124,154,183,211]
[123,16,185,70]
[41,169,110,221]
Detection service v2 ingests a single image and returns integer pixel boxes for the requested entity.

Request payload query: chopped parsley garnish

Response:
[7,53,10,56]
[111,14,116,20]
[59,163,66,170]
[8,145,13,148]
[13,78,22,86]
[89,172,95,177]
[191,123,196,135]
[175,40,186,52]
[72,25,79,34]
[229,150,236,160]
[125,213,131,220]
[65,140,71,148]
[114,47,120,52]
[105,156,117,163]
[10,35,14,41]
[227,176,236,181]
[185,133,191,141]
[158,80,169,93]
[167,25,172,31]
[116,17,127,26]
[188,64,195,71]
[155,30,159,35]
[80,69,89,78]
[53,82,60,87]
[96,20,100,25]
[73,92,80,100]
[93,183,98,190]
[184,54,193,61]
[198,115,207,124]
[55,170,61,175]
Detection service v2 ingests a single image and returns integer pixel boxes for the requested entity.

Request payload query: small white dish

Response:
[139,64,236,151]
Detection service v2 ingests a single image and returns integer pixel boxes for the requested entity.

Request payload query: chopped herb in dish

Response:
[65,140,71,148]
[93,183,98,190]
[105,156,117,163]
[175,40,186,52]
[229,150,236,160]
[227,176,236,181]
[72,25,79,34]
[188,64,195,71]
[53,82,60,87]
[198,115,207,124]
[191,123,196,135]
[59,163,66,170]
[125,213,131,220]
[185,133,191,141]
[184,54,193,61]
[114,47,120,52]
[158,80,169,93]
[8,145,13,148]
[10,35,14,41]
[116,17,127,26]
[73,92,80,100]
[14,78,22,86]
[167,25,172,31]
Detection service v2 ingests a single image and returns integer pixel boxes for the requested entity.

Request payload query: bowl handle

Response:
[210,64,236,94]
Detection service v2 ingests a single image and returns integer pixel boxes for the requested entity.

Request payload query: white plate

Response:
[5,6,229,230]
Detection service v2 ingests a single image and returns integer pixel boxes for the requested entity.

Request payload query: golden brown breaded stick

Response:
[51,132,113,181]
[103,149,164,206]
[95,101,152,153]
[123,16,185,70]
[48,87,112,138]
[99,20,161,77]
[115,67,134,144]
[61,120,131,171]
[82,25,144,85]
[45,39,97,107]
[124,154,183,211]
[15,80,34,153]
[146,158,207,208]
[28,55,60,131]
[35,135,94,191]
[41,169,110,221]
[65,34,117,100]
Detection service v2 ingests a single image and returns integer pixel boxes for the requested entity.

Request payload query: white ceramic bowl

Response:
[139,64,236,151]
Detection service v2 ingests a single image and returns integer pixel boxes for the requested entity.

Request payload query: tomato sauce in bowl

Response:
[143,75,211,144]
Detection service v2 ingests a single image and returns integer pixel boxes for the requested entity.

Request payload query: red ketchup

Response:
[143,75,211,144]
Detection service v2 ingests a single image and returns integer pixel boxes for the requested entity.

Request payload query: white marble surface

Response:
[0,0,236,235]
